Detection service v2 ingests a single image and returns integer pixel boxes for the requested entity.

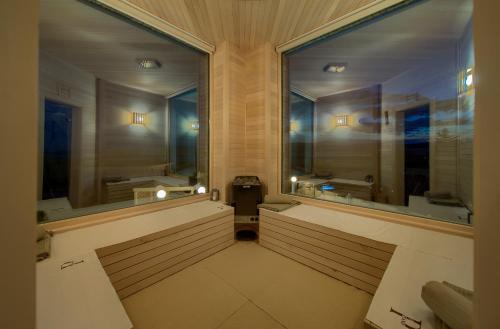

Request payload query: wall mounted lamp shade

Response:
[323,62,347,73]
[335,115,349,127]
[191,121,200,130]
[459,67,475,95]
[132,112,146,125]
[136,58,162,70]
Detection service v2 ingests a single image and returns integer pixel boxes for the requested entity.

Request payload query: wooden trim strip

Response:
[99,216,232,266]
[43,194,211,234]
[260,222,386,278]
[95,208,232,257]
[278,197,474,238]
[260,237,377,294]
[117,238,234,299]
[260,219,388,270]
[96,0,215,53]
[276,0,404,53]
[261,216,393,261]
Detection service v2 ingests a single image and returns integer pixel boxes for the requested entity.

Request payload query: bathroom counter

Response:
[274,205,473,329]
[37,200,233,329]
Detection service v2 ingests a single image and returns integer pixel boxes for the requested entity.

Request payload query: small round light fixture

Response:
[156,189,167,199]
[291,176,298,183]
[197,186,206,194]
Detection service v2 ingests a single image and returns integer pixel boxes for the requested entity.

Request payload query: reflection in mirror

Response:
[282,0,474,225]
[37,0,209,222]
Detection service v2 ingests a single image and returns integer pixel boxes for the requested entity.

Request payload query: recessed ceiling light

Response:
[323,63,347,73]
[136,58,162,69]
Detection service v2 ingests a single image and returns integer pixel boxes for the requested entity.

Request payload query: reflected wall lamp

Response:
[335,115,350,127]
[132,112,146,125]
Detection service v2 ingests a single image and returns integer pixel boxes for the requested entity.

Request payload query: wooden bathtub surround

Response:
[259,210,396,295]
[96,212,234,299]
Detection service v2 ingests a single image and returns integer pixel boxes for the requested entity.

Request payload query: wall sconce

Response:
[132,112,146,125]
[290,120,299,134]
[191,121,200,130]
[335,115,350,127]
[459,67,475,95]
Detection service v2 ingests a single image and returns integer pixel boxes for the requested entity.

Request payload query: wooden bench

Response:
[37,201,234,329]
[258,205,472,329]
[259,209,396,294]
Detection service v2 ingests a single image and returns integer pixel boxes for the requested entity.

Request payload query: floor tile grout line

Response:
[246,299,289,329]
[212,300,250,329]
[199,243,289,329]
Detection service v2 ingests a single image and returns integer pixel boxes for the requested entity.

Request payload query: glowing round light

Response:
[291,176,298,183]
[156,189,167,199]
[465,73,473,87]
[197,186,206,194]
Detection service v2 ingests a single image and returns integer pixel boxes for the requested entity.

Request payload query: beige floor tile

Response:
[122,265,247,329]
[216,301,286,329]
[196,242,372,329]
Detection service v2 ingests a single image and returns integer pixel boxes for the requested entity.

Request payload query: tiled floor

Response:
[122,241,372,329]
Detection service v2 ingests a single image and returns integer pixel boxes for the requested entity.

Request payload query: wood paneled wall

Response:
[38,51,97,208]
[0,1,38,327]
[314,86,381,185]
[212,42,278,202]
[96,80,167,201]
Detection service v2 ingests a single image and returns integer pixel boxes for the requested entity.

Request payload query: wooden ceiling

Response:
[127,0,377,49]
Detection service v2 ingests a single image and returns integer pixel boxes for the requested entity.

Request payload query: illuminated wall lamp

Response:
[132,112,146,125]
[335,115,349,127]
[191,121,200,131]
[290,120,299,133]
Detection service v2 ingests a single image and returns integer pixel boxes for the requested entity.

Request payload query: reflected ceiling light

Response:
[132,112,146,125]
[197,186,206,194]
[290,176,298,183]
[323,62,347,73]
[191,121,200,130]
[156,189,167,199]
[136,58,162,69]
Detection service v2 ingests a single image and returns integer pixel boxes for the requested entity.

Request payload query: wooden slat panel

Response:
[113,232,233,290]
[262,211,396,253]
[259,213,396,295]
[96,211,235,299]
[261,215,393,261]
[260,237,377,294]
[95,210,232,257]
[260,219,388,270]
[108,226,233,282]
[117,238,234,299]
[260,233,381,287]
[260,222,385,278]
[100,215,232,266]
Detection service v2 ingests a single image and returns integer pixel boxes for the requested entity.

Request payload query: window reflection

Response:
[282,0,474,225]
[37,0,209,222]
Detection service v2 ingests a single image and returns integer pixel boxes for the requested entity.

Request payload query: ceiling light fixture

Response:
[136,58,162,70]
[323,62,347,73]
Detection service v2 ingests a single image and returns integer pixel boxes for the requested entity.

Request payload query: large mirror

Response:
[282,0,474,225]
[37,0,209,222]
